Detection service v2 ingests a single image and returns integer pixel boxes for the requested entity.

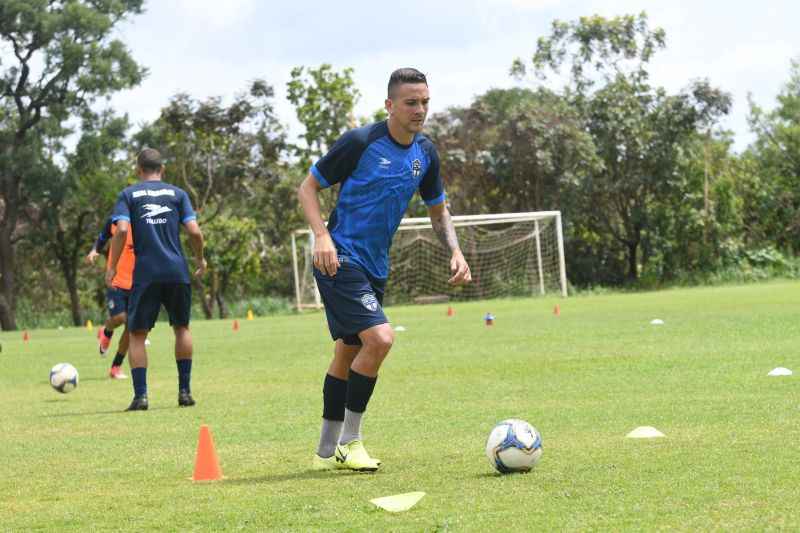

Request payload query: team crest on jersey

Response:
[361,293,379,312]
[411,159,421,178]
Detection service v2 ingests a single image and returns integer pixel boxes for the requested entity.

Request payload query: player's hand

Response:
[85,249,99,265]
[313,233,340,276]
[448,250,471,285]
[105,267,116,288]
[194,258,208,278]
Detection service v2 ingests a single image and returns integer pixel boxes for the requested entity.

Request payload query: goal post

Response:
[291,211,568,310]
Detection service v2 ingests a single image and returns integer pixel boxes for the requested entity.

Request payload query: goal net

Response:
[291,211,567,309]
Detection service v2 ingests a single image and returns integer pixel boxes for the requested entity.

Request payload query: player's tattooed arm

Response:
[429,203,472,285]
[430,206,460,252]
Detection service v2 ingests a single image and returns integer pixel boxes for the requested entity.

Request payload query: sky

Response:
[107,0,799,152]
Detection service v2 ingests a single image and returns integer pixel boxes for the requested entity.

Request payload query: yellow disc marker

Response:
[370,492,426,513]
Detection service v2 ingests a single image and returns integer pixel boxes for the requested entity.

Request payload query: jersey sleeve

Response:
[419,144,446,206]
[111,191,131,223]
[94,218,114,252]
[178,190,197,224]
[310,129,365,188]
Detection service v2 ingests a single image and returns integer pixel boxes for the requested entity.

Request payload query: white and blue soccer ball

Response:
[485,418,542,473]
[50,363,79,394]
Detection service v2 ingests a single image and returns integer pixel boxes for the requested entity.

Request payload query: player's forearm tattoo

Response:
[431,209,461,252]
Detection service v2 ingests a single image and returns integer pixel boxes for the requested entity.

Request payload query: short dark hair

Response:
[387,68,427,98]
[137,148,163,173]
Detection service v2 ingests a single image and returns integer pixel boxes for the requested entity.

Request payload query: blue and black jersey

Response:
[311,120,446,280]
[111,181,196,285]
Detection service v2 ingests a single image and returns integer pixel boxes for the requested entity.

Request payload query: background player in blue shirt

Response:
[298,68,472,471]
[107,149,207,411]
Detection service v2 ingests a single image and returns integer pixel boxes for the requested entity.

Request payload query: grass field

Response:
[2,282,799,531]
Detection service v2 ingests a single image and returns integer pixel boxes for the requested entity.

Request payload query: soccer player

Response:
[86,217,135,379]
[298,68,471,472]
[107,148,207,411]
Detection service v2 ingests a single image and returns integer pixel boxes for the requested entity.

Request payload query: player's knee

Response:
[366,328,394,354]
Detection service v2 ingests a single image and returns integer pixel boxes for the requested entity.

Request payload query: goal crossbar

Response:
[292,212,563,236]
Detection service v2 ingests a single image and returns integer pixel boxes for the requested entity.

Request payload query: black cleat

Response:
[178,390,195,407]
[125,395,148,411]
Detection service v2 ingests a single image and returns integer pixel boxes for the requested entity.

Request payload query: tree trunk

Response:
[0,214,18,331]
[627,241,639,281]
[216,292,228,319]
[0,145,20,330]
[217,273,230,319]
[193,278,213,319]
[65,271,82,327]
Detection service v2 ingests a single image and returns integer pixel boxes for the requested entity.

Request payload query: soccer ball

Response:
[50,363,79,393]
[485,419,542,473]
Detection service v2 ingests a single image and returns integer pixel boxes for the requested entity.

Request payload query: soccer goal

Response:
[291,211,567,309]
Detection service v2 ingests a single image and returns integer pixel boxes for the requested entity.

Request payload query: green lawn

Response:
[2,282,799,531]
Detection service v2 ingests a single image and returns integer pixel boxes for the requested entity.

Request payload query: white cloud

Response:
[171,0,258,30]
[97,0,800,154]
[494,0,565,9]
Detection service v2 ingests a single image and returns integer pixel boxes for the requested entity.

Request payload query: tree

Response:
[428,88,598,215]
[0,0,145,329]
[30,111,130,326]
[134,80,287,318]
[201,216,261,318]
[517,13,731,281]
[747,58,800,252]
[286,64,360,168]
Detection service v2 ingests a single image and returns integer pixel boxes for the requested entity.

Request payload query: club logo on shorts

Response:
[108,300,115,310]
[411,159,421,178]
[361,293,379,312]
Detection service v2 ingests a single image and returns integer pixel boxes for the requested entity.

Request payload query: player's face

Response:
[386,83,430,135]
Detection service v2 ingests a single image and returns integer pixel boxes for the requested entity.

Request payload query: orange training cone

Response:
[192,425,223,481]
[554,304,560,316]
[447,306,454,317]
[232,319,240,331]
[23,330,29,341]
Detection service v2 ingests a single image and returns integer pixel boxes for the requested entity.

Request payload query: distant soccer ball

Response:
[50,363,79,393]
[485,419,542,473]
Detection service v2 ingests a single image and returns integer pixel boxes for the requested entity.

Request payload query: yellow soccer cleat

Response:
[311,454,341,471]
[335,440,381,472]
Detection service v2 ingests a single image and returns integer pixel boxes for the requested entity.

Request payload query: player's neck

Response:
[140,174,162,182]
[386,118,415,146]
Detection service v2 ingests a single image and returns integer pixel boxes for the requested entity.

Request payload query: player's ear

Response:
[385,98,393,116]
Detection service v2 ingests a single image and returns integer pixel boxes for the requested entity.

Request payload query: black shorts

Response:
[127,282,191,331]
[106,287,130,318]
[313,257,388,346]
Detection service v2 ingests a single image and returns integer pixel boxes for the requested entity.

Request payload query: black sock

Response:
[112,352,126,367]
[322,373,348,421]
[103,328,114,339]
[131,367,147,397]
[345,369,377,414]
[177,359,192,393]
